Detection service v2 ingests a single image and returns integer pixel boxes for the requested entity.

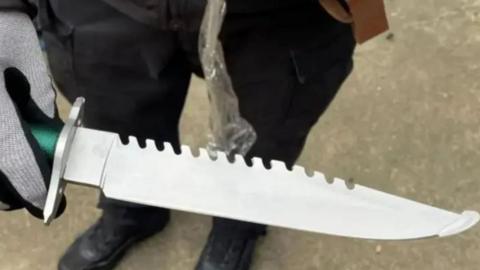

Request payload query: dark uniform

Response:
[3,0,355,269]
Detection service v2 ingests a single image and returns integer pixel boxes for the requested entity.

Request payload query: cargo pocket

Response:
[284,32,355,137]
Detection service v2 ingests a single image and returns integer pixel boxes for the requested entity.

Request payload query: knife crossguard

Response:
[43,97,85,224]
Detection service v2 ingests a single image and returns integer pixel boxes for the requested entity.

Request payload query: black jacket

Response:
[1,0,317,21]
[0,0,36,16]
[120,0,317,13]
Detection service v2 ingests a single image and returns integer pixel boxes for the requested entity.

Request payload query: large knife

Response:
[34,98,479,240]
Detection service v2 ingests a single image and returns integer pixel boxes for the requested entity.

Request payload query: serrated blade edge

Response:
[89,136,479,240]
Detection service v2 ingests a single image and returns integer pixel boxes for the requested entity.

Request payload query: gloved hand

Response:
[0,11,61,218]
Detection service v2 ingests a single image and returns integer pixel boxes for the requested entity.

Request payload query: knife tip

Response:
[438,210,480,238]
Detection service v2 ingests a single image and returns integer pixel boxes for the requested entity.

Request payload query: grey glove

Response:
[0,11,58,218]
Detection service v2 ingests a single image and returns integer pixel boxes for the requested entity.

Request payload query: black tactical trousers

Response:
[43,0,355,232]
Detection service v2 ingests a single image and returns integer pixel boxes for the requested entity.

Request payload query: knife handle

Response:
[30,123,62,160]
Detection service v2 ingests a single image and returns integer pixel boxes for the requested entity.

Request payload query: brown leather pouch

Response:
[347,0,389,43]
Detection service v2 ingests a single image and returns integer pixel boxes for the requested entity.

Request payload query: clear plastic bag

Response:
[199,0,257,156]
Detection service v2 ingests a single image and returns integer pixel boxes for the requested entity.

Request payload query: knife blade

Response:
[40,98,479,240]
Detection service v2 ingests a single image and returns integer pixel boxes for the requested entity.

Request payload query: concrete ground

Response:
[1,0,480,269]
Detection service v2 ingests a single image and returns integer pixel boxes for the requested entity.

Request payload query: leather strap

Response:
[347,0,389,43]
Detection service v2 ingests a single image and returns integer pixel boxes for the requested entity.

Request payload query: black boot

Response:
[58,206,169,270]
[196,218,266,270]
